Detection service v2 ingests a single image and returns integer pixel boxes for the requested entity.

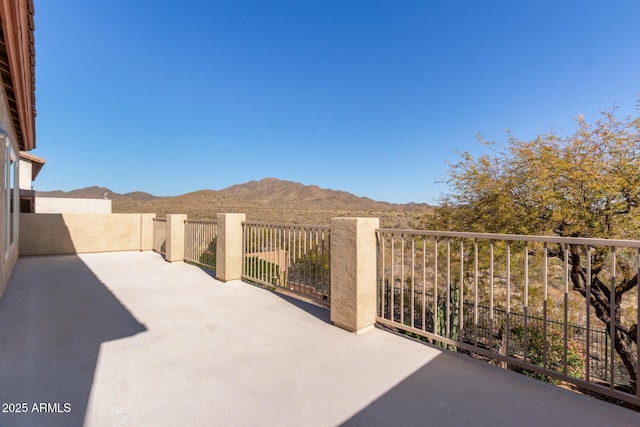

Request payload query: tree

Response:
[423,109,640,390]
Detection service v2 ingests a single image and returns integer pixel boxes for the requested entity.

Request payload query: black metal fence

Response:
[381,284,629,385]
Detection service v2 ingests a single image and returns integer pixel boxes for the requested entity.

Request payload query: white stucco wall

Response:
[19,158,32,190]
[35,197,112,214]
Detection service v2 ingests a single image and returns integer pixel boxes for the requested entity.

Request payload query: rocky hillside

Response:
[39,178,431,228]
[219,177,397,210]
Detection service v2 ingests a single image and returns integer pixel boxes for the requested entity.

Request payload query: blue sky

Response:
[32,1,640,204]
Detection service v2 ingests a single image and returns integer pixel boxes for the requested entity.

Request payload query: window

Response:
[4,134,18,257]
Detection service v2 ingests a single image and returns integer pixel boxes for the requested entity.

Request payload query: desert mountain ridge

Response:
[37,178,430,208]
[37,178,432,227]
[36,186,158,201]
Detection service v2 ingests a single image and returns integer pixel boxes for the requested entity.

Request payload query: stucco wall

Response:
[35,197,112,214]
[0,74,20,298]
[19,213,156,256]
[18,158,32,190]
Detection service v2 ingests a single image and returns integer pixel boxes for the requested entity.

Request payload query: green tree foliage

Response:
[423,110,640,390]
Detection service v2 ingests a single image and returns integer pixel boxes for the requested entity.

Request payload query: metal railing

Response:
[242,222,331,306]
[152,218,167,256]
[184,219,217,270]
[376,228,640,405]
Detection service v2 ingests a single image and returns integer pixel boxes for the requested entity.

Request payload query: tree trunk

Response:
[568,247,637,392]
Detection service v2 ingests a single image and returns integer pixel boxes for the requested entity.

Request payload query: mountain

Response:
[218,178,397,210]
[40,179,431,227]
[122,191,159,201]
[37,186,159,201]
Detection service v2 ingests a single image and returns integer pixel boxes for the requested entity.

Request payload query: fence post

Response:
[330,217,380,333]
[166,214,187,262]
[216,213,246,282]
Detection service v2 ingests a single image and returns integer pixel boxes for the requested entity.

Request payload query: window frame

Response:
[4,136,18,259]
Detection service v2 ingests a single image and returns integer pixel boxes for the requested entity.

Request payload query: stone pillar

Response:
[216,213,246,282]
[330,217,380,333]
[166,214,186,262]
[139,213,156,251]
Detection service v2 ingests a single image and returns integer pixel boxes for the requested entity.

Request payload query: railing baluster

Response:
[446,240,451,340]
[506,241,511,359]
[434,238,439,336]
[391,236,395,323]
[586,246,592,382]
[524,242,529,364]
[474,239,478,348]
[460,240,464,341]
[489,240,494,352]
[315,228,320,298]
[410,238,416,328]
[373,228,640,406]
[564,244,569,376]
[292,227,297,292]
[411,237,415,329]
[543,242,548,371]
[609,246,616,389]
[244,224,248,277]
[401,234,405,326]
[422,237,427,332]
[380,233,385,318]
[260,224,265,284]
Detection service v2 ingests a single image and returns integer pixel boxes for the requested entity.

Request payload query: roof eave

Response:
[0,0,36,151]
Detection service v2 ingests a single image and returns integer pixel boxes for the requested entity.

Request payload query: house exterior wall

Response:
[0,0,37,299]
[0,74,20,297]
[35,197,112,214]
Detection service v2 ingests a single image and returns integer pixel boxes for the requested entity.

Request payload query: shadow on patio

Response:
[0,255,146,427]
[342,335,640,426]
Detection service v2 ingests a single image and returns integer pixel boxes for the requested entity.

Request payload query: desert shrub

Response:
[511,325,585,383]
[245,257,280,285]
[198,251,216,268]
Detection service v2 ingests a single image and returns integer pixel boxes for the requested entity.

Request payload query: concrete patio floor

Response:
[1,251,639,427]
